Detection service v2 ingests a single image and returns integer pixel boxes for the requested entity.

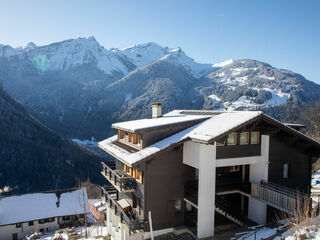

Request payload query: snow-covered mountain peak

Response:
[158,47,214,78]
[120,42,168,68]
[213,59,234,68]
[0,44,16,57]
[24,42,37,51]
[24,37,130,74]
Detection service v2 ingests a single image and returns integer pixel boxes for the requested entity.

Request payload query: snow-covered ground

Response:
[35,226,108,240]
[312,170,320,206]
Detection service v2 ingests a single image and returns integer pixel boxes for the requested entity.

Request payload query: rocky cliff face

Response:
[0,87,104,195]
[0,38,319,140]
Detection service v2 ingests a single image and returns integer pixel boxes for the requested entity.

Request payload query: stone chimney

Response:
[152,102,162,118]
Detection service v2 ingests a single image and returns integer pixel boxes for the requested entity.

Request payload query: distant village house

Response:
[0,188,89,240]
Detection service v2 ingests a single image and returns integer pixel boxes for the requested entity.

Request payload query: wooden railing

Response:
[251,182,311,214]
[101,162,136,192]
[101,186,145,233]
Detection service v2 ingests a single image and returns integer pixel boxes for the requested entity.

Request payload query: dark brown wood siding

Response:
[268,135,312,194]
[144,146,185,230]
[216,144,261,159]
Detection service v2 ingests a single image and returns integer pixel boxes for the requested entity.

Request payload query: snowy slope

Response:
[205,59,303,110]
[159,47,213,78]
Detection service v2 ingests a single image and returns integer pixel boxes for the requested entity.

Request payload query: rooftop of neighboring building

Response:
[0,188,89,226]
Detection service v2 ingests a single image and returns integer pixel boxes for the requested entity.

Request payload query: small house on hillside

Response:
[0,188,89,240]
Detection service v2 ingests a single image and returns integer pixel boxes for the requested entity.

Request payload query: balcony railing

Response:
[252,181,312,214]
[101,162,136,192]
[101,186,145,233]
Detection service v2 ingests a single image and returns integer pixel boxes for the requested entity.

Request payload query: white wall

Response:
[0,218,59,240]
[183,141,200,169]
[105,205,134,240]
[197,143,216,239]
[248,135,269,224]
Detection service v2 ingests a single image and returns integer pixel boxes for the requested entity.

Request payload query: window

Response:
[283,164,289,178]
[62,216,70,221]
[28,221,34,226]
[39,219,46,224]
[118,130,125,139]
[16,223,21,228]
[227,132,237,145]
[128,133,133,143]
[185,202,193,212]
[47,218,55,222]
[216,138,225,146]
[133,134,138,144]
[240,132,249,145]
[168,200,182,216]
[39,228,44,233]
[175,200,182,213]
[251,132,260,144]
[135,169,143,183]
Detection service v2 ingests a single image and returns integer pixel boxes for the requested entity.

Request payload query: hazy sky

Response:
[1,0,320,83]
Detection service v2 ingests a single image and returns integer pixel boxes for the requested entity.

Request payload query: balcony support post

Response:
[248,135,269,224]
[197,143,216,239]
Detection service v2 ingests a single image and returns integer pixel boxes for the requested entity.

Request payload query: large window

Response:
[124,165,143,183]
[217,131,260,146]
[227,132,237,145]
[119,131,142,146]
[240,132,249,145]
[251,132,260,144]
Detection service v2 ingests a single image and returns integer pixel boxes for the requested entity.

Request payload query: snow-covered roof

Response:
[187,111,262,142]
[99,111,263,166]
[111,114,209,133]
[0,188,89,226]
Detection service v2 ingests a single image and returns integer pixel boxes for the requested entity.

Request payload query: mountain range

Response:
[0,37,319,141]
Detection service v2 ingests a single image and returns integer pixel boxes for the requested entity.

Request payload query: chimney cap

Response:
[152,102,162,106]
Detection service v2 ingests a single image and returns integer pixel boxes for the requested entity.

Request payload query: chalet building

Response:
[98,103,320,239]
[0,188,89,240]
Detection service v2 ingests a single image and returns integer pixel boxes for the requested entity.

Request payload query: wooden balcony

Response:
[101,186,145,233]
[101,162,136,193]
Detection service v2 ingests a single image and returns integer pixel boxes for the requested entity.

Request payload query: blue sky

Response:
[1,0,320,83]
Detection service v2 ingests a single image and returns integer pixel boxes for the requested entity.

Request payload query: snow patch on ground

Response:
[36,226,108,240]
[125,93,132,102]
[208,94,221,104]
[72,137,98,147]
[259,74,275,80]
